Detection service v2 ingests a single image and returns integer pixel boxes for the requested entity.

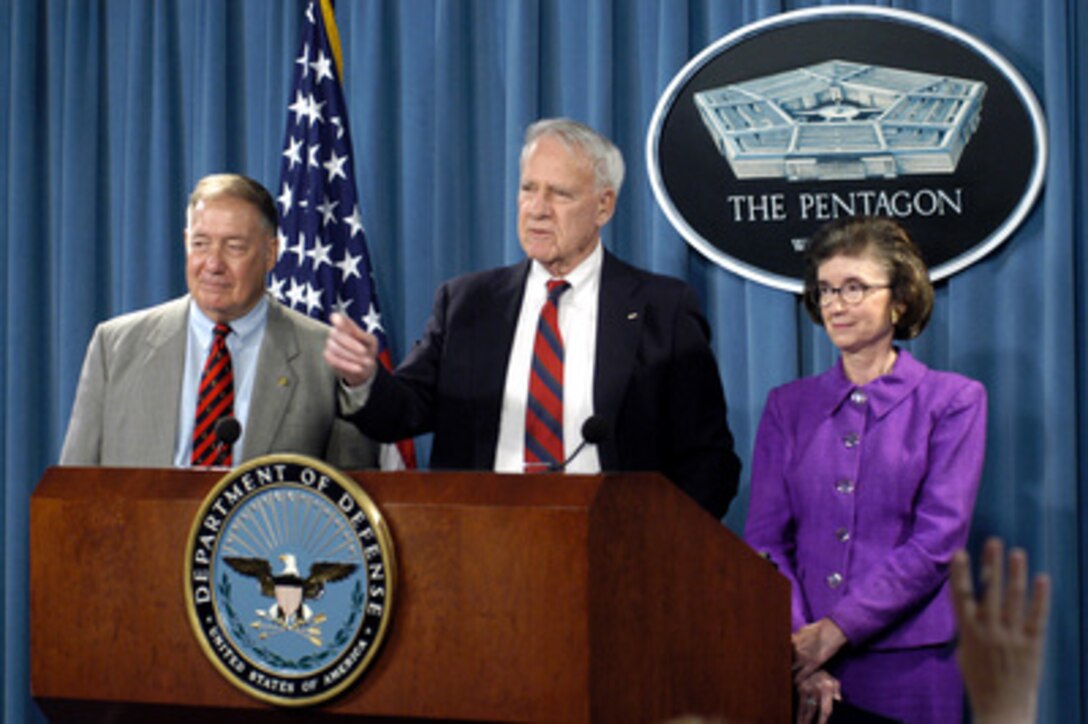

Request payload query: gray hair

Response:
[187,173,278,234]
[521,118,625,196]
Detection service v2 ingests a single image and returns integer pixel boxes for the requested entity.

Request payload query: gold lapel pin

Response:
[277,376,290,387]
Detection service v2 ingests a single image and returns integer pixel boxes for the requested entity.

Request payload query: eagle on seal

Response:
[224,553,357,624]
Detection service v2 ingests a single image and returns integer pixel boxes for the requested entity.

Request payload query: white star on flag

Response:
[344,204,364,237]
[283,137,303,169]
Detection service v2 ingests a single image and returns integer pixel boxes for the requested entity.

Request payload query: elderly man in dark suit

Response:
[326,119,738,516]
[61,173,376,470]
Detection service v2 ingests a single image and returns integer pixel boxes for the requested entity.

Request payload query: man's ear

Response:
[265,232,279,272]
[596,188,617,227]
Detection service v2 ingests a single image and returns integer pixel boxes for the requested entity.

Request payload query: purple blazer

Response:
[745,350,986,650]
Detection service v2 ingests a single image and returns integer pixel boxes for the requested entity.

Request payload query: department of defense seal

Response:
[184,455,395,706]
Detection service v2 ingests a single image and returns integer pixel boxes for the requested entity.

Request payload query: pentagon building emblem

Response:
[185,455,395,706]
[693,60,986,182]
[647,6,1046,291]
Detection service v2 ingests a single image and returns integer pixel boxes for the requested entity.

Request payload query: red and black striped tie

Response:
[525,279,570,472]
[191,322,234,467]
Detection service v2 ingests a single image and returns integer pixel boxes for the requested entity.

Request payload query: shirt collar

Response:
[820,348,927,419]
[188,294,269,346]
[527,239,603,291]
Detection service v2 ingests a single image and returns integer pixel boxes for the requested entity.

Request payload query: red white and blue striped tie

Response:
[525,279,570,472]
[191,323,234,466]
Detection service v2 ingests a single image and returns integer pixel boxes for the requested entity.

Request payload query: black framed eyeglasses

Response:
[815,280,891,307]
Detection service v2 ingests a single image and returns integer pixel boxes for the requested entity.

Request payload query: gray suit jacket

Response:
[60,295,377,470]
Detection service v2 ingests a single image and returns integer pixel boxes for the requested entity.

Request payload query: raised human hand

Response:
[951,537,1050,724]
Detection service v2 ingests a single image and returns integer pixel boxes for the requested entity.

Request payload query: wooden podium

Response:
[31,467,790,722]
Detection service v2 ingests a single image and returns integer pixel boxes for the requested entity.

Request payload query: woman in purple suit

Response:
[745,217,987,724]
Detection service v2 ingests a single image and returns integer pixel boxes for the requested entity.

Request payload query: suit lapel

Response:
[594,252,645,467]
[138,298,188,463]
[245,302,299,457]
[471,261,530,465]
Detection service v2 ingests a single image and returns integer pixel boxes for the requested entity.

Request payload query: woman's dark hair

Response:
[802,216,934,340]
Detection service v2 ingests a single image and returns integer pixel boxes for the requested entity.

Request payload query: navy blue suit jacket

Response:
[354,250,740,517]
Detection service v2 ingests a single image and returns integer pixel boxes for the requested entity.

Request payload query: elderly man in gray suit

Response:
[61,173,377,469]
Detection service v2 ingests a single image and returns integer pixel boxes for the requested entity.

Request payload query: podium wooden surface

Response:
[31,467,790,722]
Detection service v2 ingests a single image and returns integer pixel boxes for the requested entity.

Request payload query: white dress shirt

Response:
[494,242,602,473]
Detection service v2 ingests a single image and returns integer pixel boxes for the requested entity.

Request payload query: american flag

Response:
[270,0,415,469]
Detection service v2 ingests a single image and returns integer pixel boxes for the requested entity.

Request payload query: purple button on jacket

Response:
[745,350,986,650]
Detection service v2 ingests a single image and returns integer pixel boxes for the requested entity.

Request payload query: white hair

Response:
[521,118,625,195]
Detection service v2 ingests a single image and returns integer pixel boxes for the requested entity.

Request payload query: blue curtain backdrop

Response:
[1,0,1083,720]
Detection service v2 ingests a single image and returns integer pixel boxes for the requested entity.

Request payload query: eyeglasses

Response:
[814,280,891,307]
